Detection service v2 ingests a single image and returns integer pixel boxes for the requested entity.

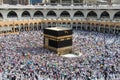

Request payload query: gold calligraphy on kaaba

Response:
[64,30,68,34]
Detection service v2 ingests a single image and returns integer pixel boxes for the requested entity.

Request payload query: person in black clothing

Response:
[35,74,38,80]
[104,68,108,80]
[12,76,16,80]
[86,75,91,80]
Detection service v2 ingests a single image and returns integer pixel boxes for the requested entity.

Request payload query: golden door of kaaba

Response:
[44,27,72,55]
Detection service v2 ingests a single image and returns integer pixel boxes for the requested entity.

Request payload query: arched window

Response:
[114,11,120,20]
[7,11,18,18]
[60,11,70,17]
[14,24,19,32]
[34,11,43,17]
[47,11,57,17]
[21,11,30,17]
[87,11,97,19]
[74,11,84,17]
[100,11,110,20]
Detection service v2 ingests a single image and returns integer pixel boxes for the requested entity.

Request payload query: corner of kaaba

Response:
[44,27,72,55]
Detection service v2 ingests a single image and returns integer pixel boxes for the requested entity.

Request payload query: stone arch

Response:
[104,25,109,33]
[115,26,120,35]
[113,11,120,20]
[29,23,34,31]
[52,22,56,27]
[47,10,57,17]
[21,11,31,17]
[24,23,29,31]
[9,24,14,32]
[60,11,70,17]
[100,11,110,20]
[61,22,67,27]
[20,24,24,32]
[2,25,8,33]
[74,11,84,17]
[38,22,41,30]
[87,11,97,19]
[4,25,8,27]
[67,22,71,27]
[34,11,44,17]
[100,24,105,33]
[72,22,77,29]
[7,11,18,18]
[77,22,82,30]
[34,23,38,31]
[48,22,51,27]
[14,24,19,32]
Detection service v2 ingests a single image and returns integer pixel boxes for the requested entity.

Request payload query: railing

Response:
[0,4,120,9]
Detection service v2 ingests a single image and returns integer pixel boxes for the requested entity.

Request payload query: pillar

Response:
[103,25,105,33]
[70,22,72,29]
[89,24,91,31]
[41,23,43,30]
[76,23,77,30]
[113,26,116,34]
[1,0,3,5]
[28,0,31,5]
[81,23,82,30]
[60,0,62,5]
[108,26,110,33]
[36,23,38,31]
[71,0,73,5]
[98,25,100,32]
[18,25,20,32]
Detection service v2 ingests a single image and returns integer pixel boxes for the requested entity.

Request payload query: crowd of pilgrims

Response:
[0,30,119,80]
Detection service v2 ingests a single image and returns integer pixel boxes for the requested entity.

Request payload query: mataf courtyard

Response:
[0,30,119,80]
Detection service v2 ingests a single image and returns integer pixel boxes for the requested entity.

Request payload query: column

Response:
[51,22,52,27]
[1,0,3,5]
[71,0,73,5]
[76,23,77,30]
[27,24,29,31]
[56,22,58,27]
[108,26,110,34]
[60,0,62,5]
[16,0,19,4]
[90,24,91,31]
[86,23,88,31]
[18,25,20,32]
[113,26,116,34]
[39,23,41,30]
[36,23,38,31]
[19,25,21,32]
[71,22,72,29]
[13,21,15,33]
[103,25,105,33]
[98,25,100,32]
[23,25,25,32]
[81,23,82,30]
[33,24,34,31]
[28,0,31,5]
[40,23,42,30]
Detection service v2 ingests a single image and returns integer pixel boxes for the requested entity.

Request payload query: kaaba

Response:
[44,27,72,55]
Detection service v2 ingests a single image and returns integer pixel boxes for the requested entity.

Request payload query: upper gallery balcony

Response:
[0,3,120,10]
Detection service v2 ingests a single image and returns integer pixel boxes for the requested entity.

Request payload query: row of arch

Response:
[0,10,120,20]
[0,21,120,35]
